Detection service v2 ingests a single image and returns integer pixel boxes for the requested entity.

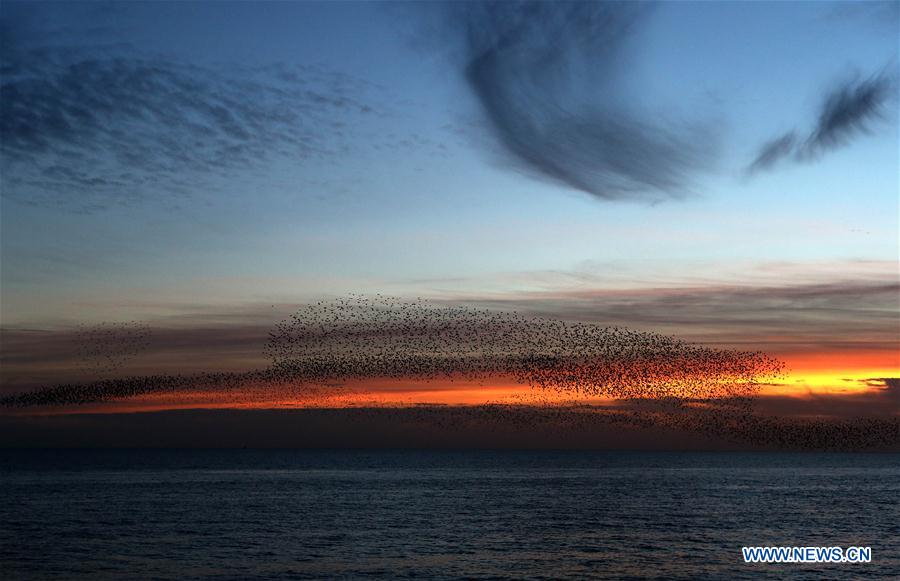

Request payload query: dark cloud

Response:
[748,73,896,174]
[439,1,715,201]
[0,323,274,392]
[2,401,897,451]
[3,295,896,450]
[438,278,900,356]
[0,8,407,212]
[0,296,784,407]
[746,379,900,418]
[746,132,796,174]
[3,276,895,394]
[0,408,737,450]
[863,377,900,407]
[804,73,896,156]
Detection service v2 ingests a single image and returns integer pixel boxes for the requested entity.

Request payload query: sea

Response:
[2,450,898,579]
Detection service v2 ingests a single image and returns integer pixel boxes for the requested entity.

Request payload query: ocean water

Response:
[1,450,898,580]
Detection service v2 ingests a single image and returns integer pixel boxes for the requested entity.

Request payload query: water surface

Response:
[2,450,898,579]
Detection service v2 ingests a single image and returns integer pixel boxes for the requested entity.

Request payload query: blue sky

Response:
[1,0,897,353]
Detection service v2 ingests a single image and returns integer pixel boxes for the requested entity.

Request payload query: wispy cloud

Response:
[804,73,896,155]
[746,132,797,174]
[444,280,900,356]
[748,72,896,174]
[0,7,406,212]
[436,0,715,201]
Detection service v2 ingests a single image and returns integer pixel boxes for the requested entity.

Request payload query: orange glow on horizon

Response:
[763,348,899,395]
[3,348,895,415]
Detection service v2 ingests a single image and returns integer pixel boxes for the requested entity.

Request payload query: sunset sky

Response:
[1,0,898,429]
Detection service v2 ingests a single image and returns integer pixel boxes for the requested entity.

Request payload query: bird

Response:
[2,295,896,450]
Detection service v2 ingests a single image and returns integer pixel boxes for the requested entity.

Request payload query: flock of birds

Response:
[2,295,897,450]
[74,321,152,374]
[262,295,783,401]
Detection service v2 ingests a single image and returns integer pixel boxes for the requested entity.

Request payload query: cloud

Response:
[0,323,274,392]
[438,1,715,201]
[748,72,896,174]
[1,296,784,408]
[2,399,897,451]
[746,132,796,174]
[433,276,900,356]
[0,7,401,212]
[3,294,896,450]
[861,377,900,406]
[745,380,900,418]
[2,405,897,450]
[803,73,896,156]
[3,270,896,392]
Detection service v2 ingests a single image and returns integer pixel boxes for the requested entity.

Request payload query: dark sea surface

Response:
[1,450,898,580]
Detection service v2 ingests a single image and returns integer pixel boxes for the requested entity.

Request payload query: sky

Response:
[1,1,898,447]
